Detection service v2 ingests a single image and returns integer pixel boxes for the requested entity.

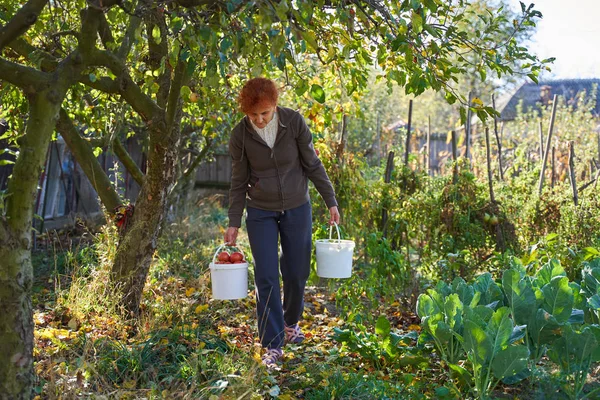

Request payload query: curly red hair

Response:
[238,78,279,114]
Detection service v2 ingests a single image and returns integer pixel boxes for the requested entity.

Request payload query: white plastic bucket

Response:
[209,245,248,300]
[316,223,355,278]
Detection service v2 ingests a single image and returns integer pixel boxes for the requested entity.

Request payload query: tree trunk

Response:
[0,93,60,398]
[111,114,180,315]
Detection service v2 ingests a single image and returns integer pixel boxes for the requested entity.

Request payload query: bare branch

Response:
[56,108,122,212]
[112,136,145,186]
[0,0,49,51]
[175,0,224,8]
[166,55,188,133]
[7,36,58,72]
[0,57,48,89]
[86,49,162,120]
[98,12,116,50]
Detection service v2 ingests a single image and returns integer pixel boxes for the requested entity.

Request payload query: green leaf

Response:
[528,308,561,350]
[464,320,492,364]
[509,324,527,344]
[444,293,463,332]
[502,269,536,325]
[152,25,161,44]
[486,307,513,353]
[548,324,597,369]
[491,345,529,380]
[465,305,493,328]
[535,259,565,287]
[581,265,600,297]
[295,80,310,97]
[542,276,574,323]
[375,315,391,338]
[411,12,423,33]
[417,293,437,318]
[589,294,600,310]
[300,30,319,52]
[568,309,584,324]
[452,278,474,307]
[88,73,96,83]
[449,363,472,388]
[310,84,325,103]
[473,273,503,307]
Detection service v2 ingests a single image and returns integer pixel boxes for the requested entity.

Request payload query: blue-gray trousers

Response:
[246,202,312,349]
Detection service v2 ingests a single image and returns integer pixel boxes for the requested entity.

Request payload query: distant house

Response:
[496,78,600,121]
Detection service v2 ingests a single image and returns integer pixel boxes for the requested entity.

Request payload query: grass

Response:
[30,193,600,399]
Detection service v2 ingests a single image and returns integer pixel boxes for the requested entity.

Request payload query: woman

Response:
[224,77,340,367]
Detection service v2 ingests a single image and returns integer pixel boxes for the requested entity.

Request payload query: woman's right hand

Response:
[224,227,239,245]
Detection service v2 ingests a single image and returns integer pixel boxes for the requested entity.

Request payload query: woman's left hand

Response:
[329,206,340,225]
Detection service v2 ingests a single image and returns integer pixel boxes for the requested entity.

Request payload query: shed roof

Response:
[497,78,600,121]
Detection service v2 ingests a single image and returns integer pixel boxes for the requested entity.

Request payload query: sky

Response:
[508,0,600,80]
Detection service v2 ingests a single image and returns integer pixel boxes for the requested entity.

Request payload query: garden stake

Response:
[382,151,394,238]
[484,127,495,203]
[551,146,556,188]
[537,94,558,196]
[403,99,413,167]
[492,94,504,181]
[465,91,472,161]
[427,115,431,175]
[451,130,458,184]
[568,141,578,206]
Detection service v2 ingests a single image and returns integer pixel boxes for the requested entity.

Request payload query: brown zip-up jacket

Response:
[228,106,338,228]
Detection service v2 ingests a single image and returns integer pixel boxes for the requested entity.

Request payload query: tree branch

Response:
[56,108,122,212]
[98,12,116,50]
[145,7,170,108]
[183,137,212,179]
[85,50,162,120]
[166,55,188,134]
[117,7,142,59]
[175,0,224,8]
[112,136,145,186]
[0,0,49,51]
[0,57,48,89]
[7,37,58,72]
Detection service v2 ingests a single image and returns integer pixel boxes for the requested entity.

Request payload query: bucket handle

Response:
[212,244,246,264]
[328,222,342,243]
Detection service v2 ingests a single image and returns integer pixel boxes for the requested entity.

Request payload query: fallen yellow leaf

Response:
[186,287,196,297]
[195,304,208,314]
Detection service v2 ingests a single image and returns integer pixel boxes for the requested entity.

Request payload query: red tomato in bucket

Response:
[230,252,244,263]
[218,252,230,262]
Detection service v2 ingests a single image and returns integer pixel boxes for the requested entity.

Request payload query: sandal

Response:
[262,348,283,367]
[284,323,305,344]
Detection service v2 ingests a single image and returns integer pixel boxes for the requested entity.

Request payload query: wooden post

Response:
[538,121,544,160]
[537,94,558,196]
[376,111,381,164]
[403,99,413,166]
[451,130,458,184]
[465,91,472,161]
[491,94,504,181]
[597,131,600,166]
[568,141,578,206]
[382,151,394,237]
[551,146,556,188]
[485,127,495,203]
[427,116,431,175]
